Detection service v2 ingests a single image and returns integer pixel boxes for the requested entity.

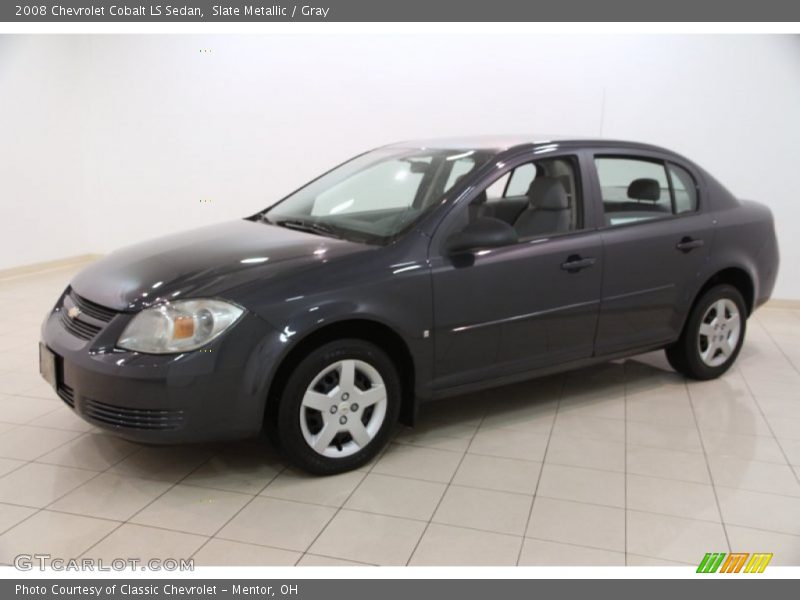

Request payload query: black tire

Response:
[666,284,747,380]
[274,339,400,475]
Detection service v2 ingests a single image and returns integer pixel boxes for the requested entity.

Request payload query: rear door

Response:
[590,152,715,355]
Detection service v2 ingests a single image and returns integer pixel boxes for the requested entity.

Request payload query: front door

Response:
[429,153,603,391]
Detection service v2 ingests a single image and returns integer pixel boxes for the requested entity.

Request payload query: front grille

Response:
[59,310,102,340]
[57,288,119,341]
[82,398,185,431]
[68,290,118,322]
[57,384,75,408]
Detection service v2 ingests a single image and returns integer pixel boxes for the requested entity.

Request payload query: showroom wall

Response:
[1,34,799,297]
[0,36,97,265]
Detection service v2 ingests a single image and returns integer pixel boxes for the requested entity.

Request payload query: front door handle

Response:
[561,255,596,273]
[676,237,704,252]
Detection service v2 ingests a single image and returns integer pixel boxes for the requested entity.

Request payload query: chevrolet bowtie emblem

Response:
[67,306,82,319]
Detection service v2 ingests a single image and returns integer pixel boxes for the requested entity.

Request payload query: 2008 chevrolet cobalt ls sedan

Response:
[39,137,779,474]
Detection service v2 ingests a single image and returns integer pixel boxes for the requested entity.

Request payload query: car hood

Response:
[70,220,369,311]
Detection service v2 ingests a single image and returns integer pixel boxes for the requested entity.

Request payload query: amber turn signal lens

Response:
[173,316,195,339]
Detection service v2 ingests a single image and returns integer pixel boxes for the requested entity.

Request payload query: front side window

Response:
[505,163,537,197]
[458,156,582,241]
[265,148,492,243]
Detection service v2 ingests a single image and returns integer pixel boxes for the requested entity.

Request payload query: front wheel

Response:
[275,339,400,475]
[666,284,746,380]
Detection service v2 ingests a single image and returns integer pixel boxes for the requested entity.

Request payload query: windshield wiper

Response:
[272,218,342,239]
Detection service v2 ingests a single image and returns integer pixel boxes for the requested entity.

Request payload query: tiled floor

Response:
[0,262,799,566]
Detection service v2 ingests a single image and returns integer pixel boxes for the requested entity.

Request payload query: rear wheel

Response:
[666,284,746,380]
[275,339,400,475]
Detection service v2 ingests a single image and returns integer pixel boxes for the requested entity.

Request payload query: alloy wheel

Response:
[697,298,741,368]
[299,359,388,458]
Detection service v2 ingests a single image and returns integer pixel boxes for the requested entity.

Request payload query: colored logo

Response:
[67,306,82,319]
[697,552,773,573]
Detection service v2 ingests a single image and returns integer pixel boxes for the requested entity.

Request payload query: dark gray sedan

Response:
[39,136,779,474]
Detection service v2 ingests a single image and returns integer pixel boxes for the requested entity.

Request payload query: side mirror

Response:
[444,217,518,255]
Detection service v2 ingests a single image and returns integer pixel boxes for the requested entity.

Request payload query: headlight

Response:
[118,299,244,354]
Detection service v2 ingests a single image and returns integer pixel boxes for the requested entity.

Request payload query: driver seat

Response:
[513,178,571,238]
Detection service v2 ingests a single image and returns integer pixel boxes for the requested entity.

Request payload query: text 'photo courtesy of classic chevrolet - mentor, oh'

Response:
[39,136,779,474]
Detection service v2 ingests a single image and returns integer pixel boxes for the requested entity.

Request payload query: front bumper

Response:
[40,292,276,444]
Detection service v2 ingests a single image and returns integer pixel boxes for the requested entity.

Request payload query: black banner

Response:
[4,579,799,600]
[3,0,800,22]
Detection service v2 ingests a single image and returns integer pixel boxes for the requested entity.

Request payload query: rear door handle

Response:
[676,237,704,252]
[561,255,596,273]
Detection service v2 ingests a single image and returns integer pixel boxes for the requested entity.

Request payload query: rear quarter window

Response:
[668,163,699,214]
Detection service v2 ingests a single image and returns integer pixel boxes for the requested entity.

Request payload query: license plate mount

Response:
[39,343,57,391]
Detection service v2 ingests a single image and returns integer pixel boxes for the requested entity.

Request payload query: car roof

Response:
[384,135,679,156]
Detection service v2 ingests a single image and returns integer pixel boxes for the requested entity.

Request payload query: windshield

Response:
[263,147,493,244]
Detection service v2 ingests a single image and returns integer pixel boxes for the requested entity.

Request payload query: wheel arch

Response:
[672,266,754,349]
[693,266,755,317]
[264,318,418,428]
[667,266,753,379]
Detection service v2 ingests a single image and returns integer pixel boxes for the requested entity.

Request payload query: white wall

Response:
[1,34,799,297]
[0,36,96,265]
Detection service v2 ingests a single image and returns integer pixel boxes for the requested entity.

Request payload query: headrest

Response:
[627,178,661,201]
[527,177,569,211]
[525,166,547,197]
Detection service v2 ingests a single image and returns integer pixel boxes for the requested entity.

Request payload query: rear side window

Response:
[595,157,671,226]
[669,163,699,214]
[595,157,699,226]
